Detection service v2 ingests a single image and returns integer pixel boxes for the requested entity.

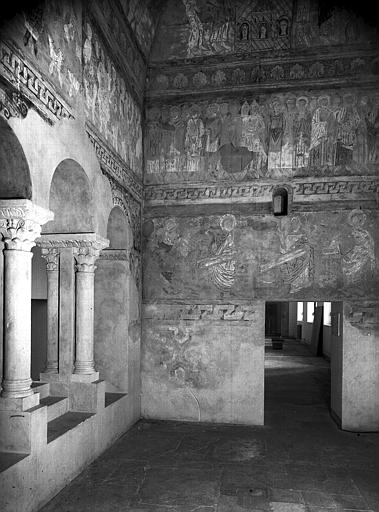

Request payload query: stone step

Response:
[40,396,69,422]
[47,412,94,444]
[31,381,50,399]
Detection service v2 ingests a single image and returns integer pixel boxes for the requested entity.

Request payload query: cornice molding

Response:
[144,177,379,206]
[37,233,109,251]
[86,123,142,203]
[0,39,74,124]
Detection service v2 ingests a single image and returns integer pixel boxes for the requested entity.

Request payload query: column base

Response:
[0,393,40,411]
[40,371,61,383]
[70,379,105,413]
[71,371,99,383]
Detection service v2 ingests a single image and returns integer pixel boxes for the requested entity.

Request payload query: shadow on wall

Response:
[0,117,32,199]
[43,158,94,234]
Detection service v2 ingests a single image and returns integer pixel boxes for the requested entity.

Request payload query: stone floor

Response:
[40,340,379,512]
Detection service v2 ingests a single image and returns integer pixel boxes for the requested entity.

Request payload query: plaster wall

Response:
[331,302,343,423]
[141,302,264,425]
[94,259,129,392]
[341,301,379,431]
[0,395,138,512]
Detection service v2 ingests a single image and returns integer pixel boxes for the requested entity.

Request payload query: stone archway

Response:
[0,116,32,200]
[94,206,132,392]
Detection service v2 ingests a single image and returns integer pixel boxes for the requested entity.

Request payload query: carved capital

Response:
[41,247,60,271]
[0,200,53,251]
[74,247,99,273]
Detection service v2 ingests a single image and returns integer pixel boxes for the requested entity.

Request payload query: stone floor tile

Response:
[137,466,220,509]
[270,502,306,512]
[39,344,379,512]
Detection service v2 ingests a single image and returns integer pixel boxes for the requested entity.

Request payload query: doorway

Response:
[264,301,342,428]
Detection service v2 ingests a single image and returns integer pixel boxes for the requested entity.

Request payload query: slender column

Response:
[73,246,100,376]
[0,201,53,399]
[41,248,59,373]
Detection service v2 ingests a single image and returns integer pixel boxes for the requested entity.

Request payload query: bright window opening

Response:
[323,302,332,326]
[307,302,315,323]
[297,302,303,322]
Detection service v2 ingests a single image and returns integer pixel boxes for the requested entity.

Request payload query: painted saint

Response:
[309,95,334,167]
[293,96,311,168]
[261,216,314,293]
[342,210,375,285]
[197,214,237,290]
[268,97,285,171]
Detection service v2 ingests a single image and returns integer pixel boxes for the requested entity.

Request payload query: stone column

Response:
[40,248,60,373]
[72,236,108,382]
[0,200,53,406]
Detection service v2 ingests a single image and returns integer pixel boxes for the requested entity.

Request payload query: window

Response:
[323,302,331,326]
[272,188,288,216]
[307,302,315,323]
[297,302,303,322]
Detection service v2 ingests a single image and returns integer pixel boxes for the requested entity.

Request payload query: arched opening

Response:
[43,158,94,233]
[0,118,32,391]
[272,187,289,216]
[0,117,32,199]
[107,205,130,249]
[95,206,132,393]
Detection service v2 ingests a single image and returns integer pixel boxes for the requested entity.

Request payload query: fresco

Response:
[1,0,83,109]
[119,0,157,57]
[145,89,379,184]
[142,209,379,301]
[83,21,143,176]
[150,0,378,61]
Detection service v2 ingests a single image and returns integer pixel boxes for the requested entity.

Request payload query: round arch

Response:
[107,205,132,250]
[0,116,32,199]
[44,158,95,233]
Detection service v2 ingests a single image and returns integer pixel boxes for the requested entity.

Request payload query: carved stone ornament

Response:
[0,88,28,120]
[74,246,101,273]
[40,247,60,271]
[0,39,73,124]
[99,248,130,262]
[37,232,109,251]
[86,123,142,202]
[0,200,53,251]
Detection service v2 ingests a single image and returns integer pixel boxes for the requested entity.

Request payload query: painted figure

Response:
[198,214,237,290]
[342,210,375,285]
[294,96,311,168]
[261,216,314,293]
[309,95,334,166]
[268,97,285,171]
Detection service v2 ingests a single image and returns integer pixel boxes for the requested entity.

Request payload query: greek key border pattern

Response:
[144,178,379,204]
[86,124,143,202]
[0,40,73,124]
[143,303,257,322]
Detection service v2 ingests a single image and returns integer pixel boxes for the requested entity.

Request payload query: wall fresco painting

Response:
[143,210,379,301]
[145,90,379,184]
[83,21,143,176]
[151,0,378,62]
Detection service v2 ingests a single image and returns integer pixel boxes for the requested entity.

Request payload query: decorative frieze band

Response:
[0,87,28,120]
[86,123,143,202]
[143,303,257,322]
[99,249,129,261]
[147,52,379,99]
[0,40,73,124]
[144,177,379,205]
[37,233,109,252]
